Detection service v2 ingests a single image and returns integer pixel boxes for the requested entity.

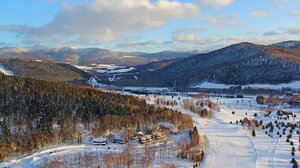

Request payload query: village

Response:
[91,122,179,146]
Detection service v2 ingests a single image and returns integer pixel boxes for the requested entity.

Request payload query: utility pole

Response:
[173,80,176,92]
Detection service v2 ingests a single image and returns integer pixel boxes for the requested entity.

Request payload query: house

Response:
[145,135,152,142]
[139,137,147,144]
[113,135,127,144]
[93,137,107,146]
[135,131,144,137]
[170,127,179,135]
[151,131,165,140]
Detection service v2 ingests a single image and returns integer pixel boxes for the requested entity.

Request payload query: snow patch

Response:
[122,86,170,92]
[74,65,93,71]
[122,55,136,58]
[33,59,43,62]
[0,64,15,76]
[87,77,105,87]
[108,74,121,82]
[191,81,300,90]
[97,67,135,73]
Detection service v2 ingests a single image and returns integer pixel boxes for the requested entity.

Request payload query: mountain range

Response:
[0,46,197,66]
[104,41,300,87]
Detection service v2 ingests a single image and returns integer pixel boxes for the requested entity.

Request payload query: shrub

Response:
[256,96,265,104]
[252,130,256,137]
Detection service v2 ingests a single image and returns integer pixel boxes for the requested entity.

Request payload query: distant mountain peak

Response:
[272,40,300,48]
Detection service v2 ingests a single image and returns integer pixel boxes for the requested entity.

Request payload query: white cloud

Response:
[227,36,243,44]
[173,34,202,43]
[118,40,171,49]
[8,0,199,46]
[172,33,223,51]
[173,34,222,44]
[263,31,280,36]
[274,0,289,5]
[290,11,300,18]
[199,0,234,8]
[227,32,297,46]
[204,16,240,28]
[172,27,204,35]
[285,26,300,35]
[251,10,269,17]
[0,25,6,32]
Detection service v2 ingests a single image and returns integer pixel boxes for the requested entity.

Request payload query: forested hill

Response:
[111,42,300,87]
[0,59,91,84]
[0,73,192,161]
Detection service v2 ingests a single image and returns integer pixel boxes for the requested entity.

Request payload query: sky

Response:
[1,0,300,52]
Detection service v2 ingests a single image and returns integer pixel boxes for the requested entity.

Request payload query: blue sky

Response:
[1,0,300,52]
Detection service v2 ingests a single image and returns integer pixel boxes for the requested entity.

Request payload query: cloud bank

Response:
[7,0,199,45]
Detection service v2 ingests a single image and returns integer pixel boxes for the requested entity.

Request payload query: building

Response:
[139,137,147,144]
[145,135,152,142]
[151,131,165,140]
[93,137,107,146]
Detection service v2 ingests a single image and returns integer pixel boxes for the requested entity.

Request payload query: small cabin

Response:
[93,137,107,146]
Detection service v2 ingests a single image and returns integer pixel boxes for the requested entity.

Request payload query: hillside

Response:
[272,40,300,49]
[134,57,183,72]
[0,47,195,66]
[0,59,91,83]
[0,73,193,161]
[107,42,300,87]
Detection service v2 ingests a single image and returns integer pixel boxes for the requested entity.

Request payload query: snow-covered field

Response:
[101,67,135,73]
[0,136,194,168]
[75,64,123,71]
[0,144,123,168]
[191,81,300,90]
[121,86,170,92]
[144,94,300,168]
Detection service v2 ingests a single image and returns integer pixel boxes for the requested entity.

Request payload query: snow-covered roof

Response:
[136,131,144,135]
[145,135,152,139]
[160,123,173,129]
[93,137,107,142]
